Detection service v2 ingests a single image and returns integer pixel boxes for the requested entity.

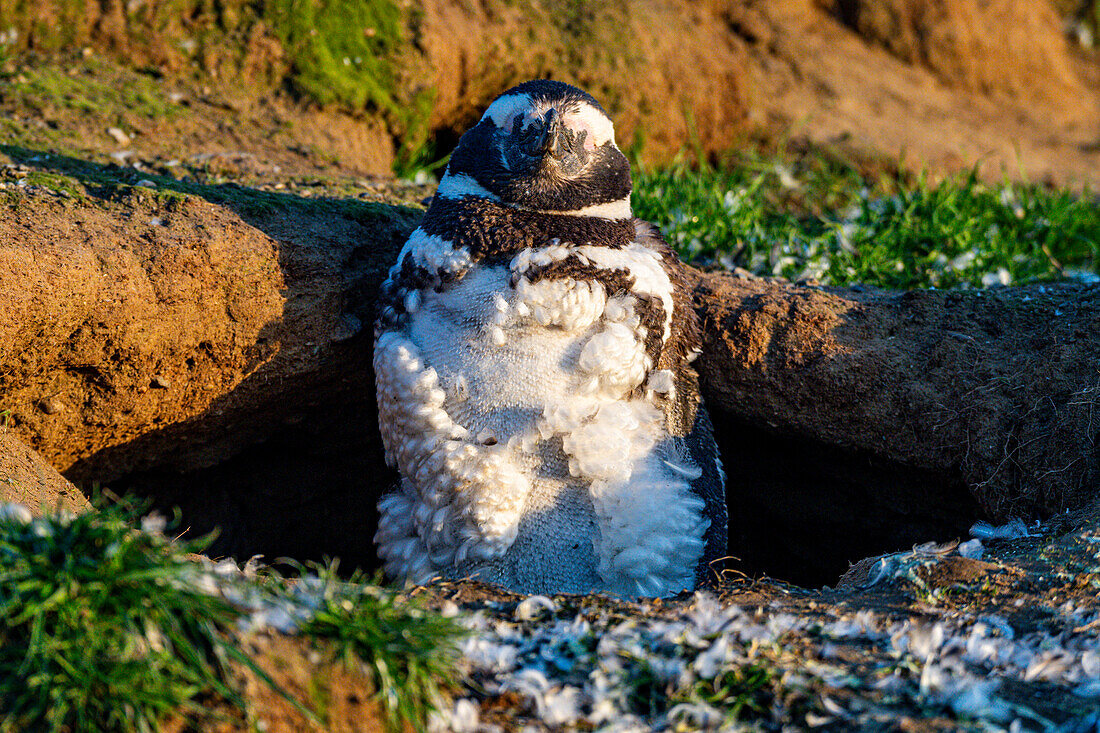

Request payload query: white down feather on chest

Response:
[374,234,709,598]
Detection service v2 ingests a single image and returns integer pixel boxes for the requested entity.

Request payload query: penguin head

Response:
[443,80,632,216]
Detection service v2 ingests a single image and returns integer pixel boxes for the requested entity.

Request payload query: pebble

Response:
[106,127,131,147]
[38,396,65,415]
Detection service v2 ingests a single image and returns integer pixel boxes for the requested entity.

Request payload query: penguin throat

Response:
[435,173,633,221]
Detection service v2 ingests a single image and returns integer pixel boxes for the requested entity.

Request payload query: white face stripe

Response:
[481,93,534,129]
[436,172,630,220]
[481,93,616,150]
[548,196,632,219]
[564,103,615,149]
[436,172,500,202]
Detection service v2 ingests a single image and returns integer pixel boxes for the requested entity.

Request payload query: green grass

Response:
[290,563,464,733]
[0,500,244,731]
[634,155,1100,289]
[0,498,466,732]
[673,663,776,722]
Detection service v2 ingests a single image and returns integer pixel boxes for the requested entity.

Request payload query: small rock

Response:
[135,179,157,188]
[106,127,131,147]
[150,375,171,389]
[38,396,65,415]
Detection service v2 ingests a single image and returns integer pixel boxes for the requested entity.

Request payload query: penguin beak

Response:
[524,108,565,160]
[542,109,563,160]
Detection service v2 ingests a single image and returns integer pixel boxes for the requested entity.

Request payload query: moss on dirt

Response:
[0,144,422,227]
[1,0,436,172]
[2,60,180,121]
[22,170,87,199]
[265,0,434,172]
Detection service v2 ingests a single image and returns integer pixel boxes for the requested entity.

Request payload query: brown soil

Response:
[0,428,89,514]
[3,1,1099,186]
[161,633,395,732]
[0,155,423,564]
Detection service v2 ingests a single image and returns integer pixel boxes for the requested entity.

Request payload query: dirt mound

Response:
[0,183,285,474]
[414,0,752,164]
[695,274,1100,518]
[0,430,89,515]
[831,0,1090,112]
[3,1,1098,184]
[0,153,423,564]
[692,272,1100,580]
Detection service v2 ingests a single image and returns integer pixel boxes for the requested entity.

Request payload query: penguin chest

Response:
[405,264,601,434]
[400,265,608,591]
[375,250,709,597]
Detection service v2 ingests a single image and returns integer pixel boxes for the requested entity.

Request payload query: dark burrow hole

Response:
[88,402,984,590]
[710,412,983,588]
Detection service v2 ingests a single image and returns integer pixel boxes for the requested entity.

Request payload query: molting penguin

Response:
[373,80,727,598]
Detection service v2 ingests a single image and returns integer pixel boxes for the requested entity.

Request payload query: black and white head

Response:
[439,80,633,219]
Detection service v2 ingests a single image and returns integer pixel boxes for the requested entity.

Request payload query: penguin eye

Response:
[504,111,536,136]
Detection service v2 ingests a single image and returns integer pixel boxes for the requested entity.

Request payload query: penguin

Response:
[373,79,727,598]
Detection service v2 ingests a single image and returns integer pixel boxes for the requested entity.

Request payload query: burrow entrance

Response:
[83,403,984,590]
[711,413,983,588]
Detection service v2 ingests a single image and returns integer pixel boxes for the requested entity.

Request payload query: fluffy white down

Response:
[374,238,707,597]
[395,227,474,277]
[573,244,675,341]
[373,332,532,583]
[542,400,707,597]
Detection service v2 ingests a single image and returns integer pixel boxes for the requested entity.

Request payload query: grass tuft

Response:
[674,662,776,721]
[0,499,243,732]
[291,562,465,733]
[0,496,469,732]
